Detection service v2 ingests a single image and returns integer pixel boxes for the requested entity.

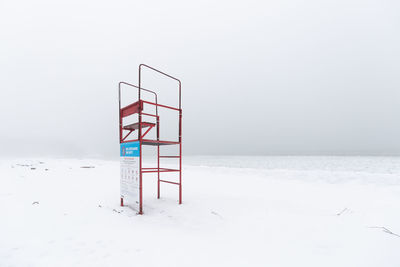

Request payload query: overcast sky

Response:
[1,0,399,158]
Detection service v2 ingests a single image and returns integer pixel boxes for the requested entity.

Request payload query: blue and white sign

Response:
[120,141,140,212]
[120,141,140,157]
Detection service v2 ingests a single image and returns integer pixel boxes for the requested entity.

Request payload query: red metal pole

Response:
[157,115,160,199]
[179,77,182,205]
[160,180,180,185]
[140,125,154,139]
[141,100,180,111]
[139,141,143,214]
[179,110,182,204]
[138,67,143,215]
[119,82,123,207]
[118,83,122,143]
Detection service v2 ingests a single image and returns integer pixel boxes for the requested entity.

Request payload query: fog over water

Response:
[1,0,399,158]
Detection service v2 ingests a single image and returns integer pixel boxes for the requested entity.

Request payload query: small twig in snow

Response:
[99,204,126,215]
[336,208,348,216]
[211,211,223,220]
[17,164,31,167]
[112,209,123,214]
[369,226,400,238]
[32,201,39,205]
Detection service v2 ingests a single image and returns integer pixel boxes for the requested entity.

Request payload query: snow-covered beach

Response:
[1,156,399,266]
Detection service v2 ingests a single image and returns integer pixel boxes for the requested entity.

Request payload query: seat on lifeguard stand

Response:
[123,122,155,131]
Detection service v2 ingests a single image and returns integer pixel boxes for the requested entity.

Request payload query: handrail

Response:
[118,81,159,142]
[138,64,181,110]
[141,100,180,111]
[119,81,158,110]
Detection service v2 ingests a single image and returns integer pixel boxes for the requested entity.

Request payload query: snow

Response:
[1,156,400,266]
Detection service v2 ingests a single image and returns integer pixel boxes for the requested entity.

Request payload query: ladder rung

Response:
[142,168,180,173]
[142,112,158,118]
[160,179,180,185]
[159,156,180,158]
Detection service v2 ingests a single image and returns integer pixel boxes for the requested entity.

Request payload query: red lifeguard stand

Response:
[118,64,182,214]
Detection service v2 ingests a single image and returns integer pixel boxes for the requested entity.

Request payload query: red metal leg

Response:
[139,142,143,215]
[139,110,143,215]
[121,197,124,207]
[157,146,160,199]
[157,116,160,199]
[179,111,182,204]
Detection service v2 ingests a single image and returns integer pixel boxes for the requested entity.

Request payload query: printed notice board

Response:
[120,141,140,211]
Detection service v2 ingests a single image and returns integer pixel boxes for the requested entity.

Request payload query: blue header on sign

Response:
[120,141,140,157]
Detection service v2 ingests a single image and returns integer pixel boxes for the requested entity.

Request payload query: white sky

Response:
[1,0,399,157]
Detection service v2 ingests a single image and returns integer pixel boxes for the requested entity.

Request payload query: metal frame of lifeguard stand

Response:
[118,64,182,214]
